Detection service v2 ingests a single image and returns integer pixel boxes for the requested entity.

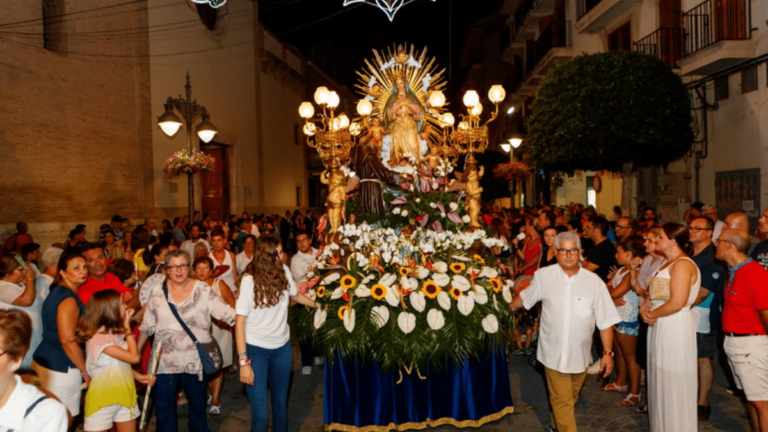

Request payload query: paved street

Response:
[145,338,752,432]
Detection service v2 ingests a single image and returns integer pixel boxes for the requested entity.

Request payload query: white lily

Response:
[410,291,426,312]
[413,267,430,279]
[355,285,371,297]
[427,309,445,330]
[437,291,451,310]
[452,275,471,292]
[321,272,341,285]
[398,312,417,334]
[432,261,448,273]
[457,295,475,316]
[372,305,390,328]
[433,273,450,287]
[314,308,327,329]
[481,314,499,334]
[479,266,499,279]
[343,308,356,333]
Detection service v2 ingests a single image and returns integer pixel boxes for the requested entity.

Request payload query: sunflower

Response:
[317,286,326,298]
[371,284,388,300]
[421,280,441,299]
[449,287,462,300]
[338,305,349,320]
[449,262,466,273]
[340,275,357,289]
[490,277,503,293]
[473,254,486,264]
[399,267,411,277]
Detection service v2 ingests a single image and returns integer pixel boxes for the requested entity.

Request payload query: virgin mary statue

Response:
[383,75,426,167]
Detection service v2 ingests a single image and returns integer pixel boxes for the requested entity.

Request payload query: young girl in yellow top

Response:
[76,289,155,432]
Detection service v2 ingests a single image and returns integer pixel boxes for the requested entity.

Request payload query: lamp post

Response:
[501,137,523,207]
[157,73,218,225]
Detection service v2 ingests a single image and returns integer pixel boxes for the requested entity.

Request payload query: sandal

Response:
[601,383,628,392]
[620,393,641,407]
[209,405,221,415]
[635,404,648,414]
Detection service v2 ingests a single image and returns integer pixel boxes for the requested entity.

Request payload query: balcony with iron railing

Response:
[575,0,642,34]
[678,0,754,75]
[513,0,556,42]
[633,28,685,69]
[518,20,572,96]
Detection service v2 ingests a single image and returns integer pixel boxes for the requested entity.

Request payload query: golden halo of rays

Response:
[355,44,448,147]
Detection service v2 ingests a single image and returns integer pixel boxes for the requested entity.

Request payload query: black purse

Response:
[162,281,222,374]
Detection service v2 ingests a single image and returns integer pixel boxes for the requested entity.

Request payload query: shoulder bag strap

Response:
[162,281,200,346]
[24,395,47,418]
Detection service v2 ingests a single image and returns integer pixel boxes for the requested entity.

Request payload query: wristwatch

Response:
[603,350,614,357]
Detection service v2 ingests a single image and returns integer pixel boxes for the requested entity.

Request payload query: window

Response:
[586,176,597,208]
[608,22,632,52]
[742,65,758,94]
[42,0,66,52]
[715,76,729,101]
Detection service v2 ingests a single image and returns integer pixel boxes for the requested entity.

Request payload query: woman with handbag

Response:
[138,249,235,432]
[235,234,319,432]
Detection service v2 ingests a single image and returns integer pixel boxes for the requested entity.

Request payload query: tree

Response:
[526,51,693,212]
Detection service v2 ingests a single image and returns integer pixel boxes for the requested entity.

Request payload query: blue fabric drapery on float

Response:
[323,351,514,431]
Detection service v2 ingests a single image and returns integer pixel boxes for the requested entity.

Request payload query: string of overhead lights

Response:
[342,0,434,22]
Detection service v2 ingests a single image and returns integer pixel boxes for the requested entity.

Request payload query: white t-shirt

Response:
[290,248,318,283]
[236,251,254,275]
[236,265,297,349]
[0,281,44,368]
[35,274,53,303]
[0,375,68,432]
[180,239,210,260]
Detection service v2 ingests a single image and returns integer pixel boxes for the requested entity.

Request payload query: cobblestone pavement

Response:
[145,340,751,432]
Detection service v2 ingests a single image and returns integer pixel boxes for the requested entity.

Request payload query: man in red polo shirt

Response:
[78,243,140,310]
[716,229,768,431]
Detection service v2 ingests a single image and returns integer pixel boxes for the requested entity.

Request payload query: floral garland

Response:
[163,148,215,179]
[294,224,517,372]
[492,161,531,182]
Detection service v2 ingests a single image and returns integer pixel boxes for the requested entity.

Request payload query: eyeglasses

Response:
[688,227,712,232]
[556,248,579,255]
[297,238,310,243]
[714,238,734,246]
[195,266,211,271]
[167,264,190,271]
[616,225,631,230]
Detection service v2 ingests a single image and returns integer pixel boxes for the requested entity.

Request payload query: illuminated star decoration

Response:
[190,0,227,9]
[343,0,435,22]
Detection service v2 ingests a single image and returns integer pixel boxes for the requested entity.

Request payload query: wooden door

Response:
[200,145,230,223]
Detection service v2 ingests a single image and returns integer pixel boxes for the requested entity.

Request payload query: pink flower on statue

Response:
[431,221,444,233]
[435,202,445,214]
[420,178,431,194]
[401,182,412,191]
[447,211,463,224]
[390,197,408,205]
[418,214,430,228]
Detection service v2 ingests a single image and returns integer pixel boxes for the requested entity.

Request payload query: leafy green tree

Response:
[526,51,692,211]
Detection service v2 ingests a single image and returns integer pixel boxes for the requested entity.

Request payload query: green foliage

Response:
[526,51,693,174]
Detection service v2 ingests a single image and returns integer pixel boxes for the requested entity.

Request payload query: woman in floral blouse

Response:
[138,249,235,432]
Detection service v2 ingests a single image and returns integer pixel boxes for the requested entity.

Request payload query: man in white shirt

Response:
[509,231,620,432]
[180,223,210,259]
[702,205,726,243]
[290,230,320,375]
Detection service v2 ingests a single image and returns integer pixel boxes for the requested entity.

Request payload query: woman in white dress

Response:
[0,253,40,368]
[209,229,238,296]
[236,235,257,275]
[193,256,235,416]
[641,223,701,431]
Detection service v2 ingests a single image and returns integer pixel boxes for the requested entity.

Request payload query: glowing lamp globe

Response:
[303,123,316,136]
[349,122,361,136]
[428,91,446,108]
[458,121,469,130]
[509,138,523,148]
[159,120,182,137]
[196,117,218,143]
[471,103,483,116]
[338,114,350,129]
[157,104,183,137]
[357,99,373,116]
[463,90,479,108]
[488,85,506,103]
[441,113,455,127]
[327,92,340,109]
[298,102,315,119]
[501,143,511,152]
[314,87,330,105]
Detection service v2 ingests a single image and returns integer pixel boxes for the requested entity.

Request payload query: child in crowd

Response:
[76,289,155,432]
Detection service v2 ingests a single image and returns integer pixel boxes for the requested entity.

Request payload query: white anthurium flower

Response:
[437,291,452,310]
[481,314,499,334]
[330,287,345,300]
[385,289,401,307]
[413,267,430,279]
[473,286,489,305]
[449,202,459,211]
[307,289,317,300]
[314,308,327,329]
[427,309,446,330]
[356,285,371,297]
[502,286,513,303]
[380,273,397,287]
[479,266,499,280]
[321,272,341,285]
[432,261,448,273]
[398,312,417,334]
[402,277,419,292]
[372,305,390,328]
[343,308,356,333]
[410,291,426,312]
[362,274,376,284]
[451,255,471,262]
[457,295,475,316]
[452,275,471,292]
[433,273,450,287]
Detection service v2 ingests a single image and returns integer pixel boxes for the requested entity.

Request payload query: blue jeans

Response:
[154,372,209,432]
[245,341,292,432]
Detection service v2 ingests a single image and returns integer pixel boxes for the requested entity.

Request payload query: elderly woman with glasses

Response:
[138,250,235,432]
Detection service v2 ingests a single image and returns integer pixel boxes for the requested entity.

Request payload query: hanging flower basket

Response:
[163,149,215,179]
[492,162,531,182]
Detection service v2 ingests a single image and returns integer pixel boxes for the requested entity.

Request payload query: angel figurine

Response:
[320,167,346,243]
[464,162,484,230]
[380,45,422,70]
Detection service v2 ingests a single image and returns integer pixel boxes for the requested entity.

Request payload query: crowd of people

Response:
[1,201,767,432]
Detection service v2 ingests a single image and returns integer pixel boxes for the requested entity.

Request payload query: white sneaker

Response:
[586,361,602,375]
[302,366,312,375]
[314,356,325,366]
